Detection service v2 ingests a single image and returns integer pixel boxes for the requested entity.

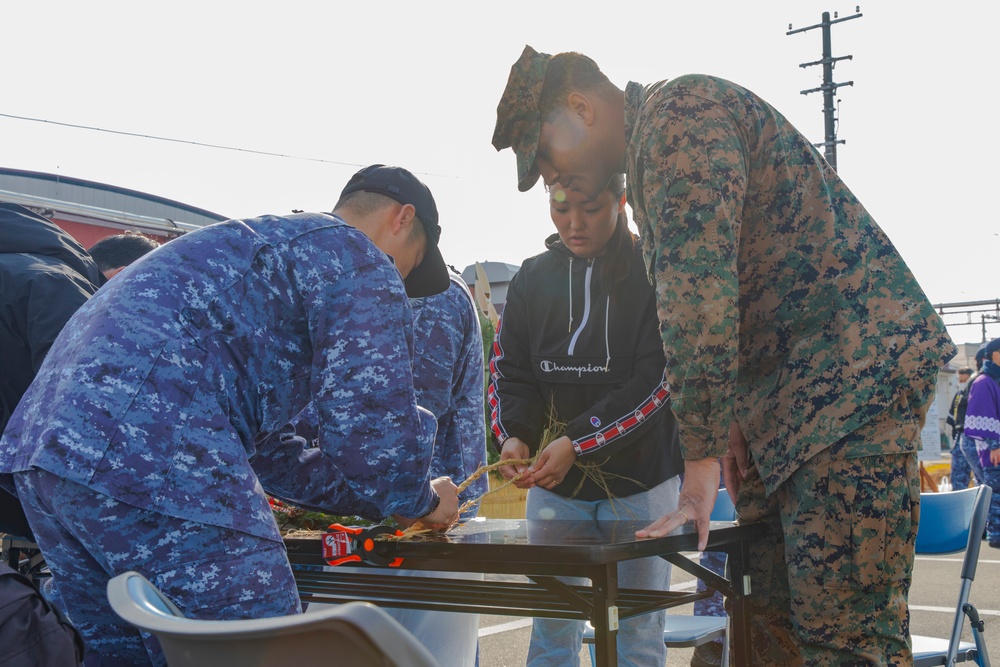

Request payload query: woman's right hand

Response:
[498,438,534,488]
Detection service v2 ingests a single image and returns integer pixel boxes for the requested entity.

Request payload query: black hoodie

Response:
[489,234,683,501]
[0,203,103,537]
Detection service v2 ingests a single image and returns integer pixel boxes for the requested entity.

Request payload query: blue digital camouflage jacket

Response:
[256,272,488,518]
[0,213,438,542]
[409,272,488,511]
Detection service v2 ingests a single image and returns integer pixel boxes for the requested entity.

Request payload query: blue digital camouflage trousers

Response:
[950,436,974,490]
[982,459,1000,544]
[736,394,921,666]
[694,549,727,641]
[950,433,984,490]
[15,469,300,666]
[960,433,986,487]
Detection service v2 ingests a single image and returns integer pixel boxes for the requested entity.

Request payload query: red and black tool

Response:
[321,523,404,567]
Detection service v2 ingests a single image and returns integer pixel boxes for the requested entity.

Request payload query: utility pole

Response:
[933,299,1000,343]
[787,7,863,171]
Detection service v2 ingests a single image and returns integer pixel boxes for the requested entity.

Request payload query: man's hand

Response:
[416,476,460,530]
[498,438,534,489]
[991,447,1000,467]
[527,436,576,490]
[721,420,749,505]
[636,457,720,551]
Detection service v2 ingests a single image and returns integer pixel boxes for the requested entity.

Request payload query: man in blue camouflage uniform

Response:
[0,164,460,666]
[382,270,488,667]
[264,270,488,666]
[492,46,956,666]
[408,270,489,515]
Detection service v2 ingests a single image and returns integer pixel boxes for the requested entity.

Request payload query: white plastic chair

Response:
[107,570,441,667]
[583,487,735,663]
[911,485,992,667]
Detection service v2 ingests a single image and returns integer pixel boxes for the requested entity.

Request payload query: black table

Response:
[285,517,766,667]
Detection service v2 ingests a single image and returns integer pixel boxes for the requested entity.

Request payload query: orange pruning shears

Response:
[321,523,404,567]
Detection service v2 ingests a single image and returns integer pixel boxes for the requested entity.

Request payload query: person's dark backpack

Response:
[0,562,83,666]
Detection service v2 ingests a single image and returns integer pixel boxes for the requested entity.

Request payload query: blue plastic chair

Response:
[911,486,992,667]
[710,487,736,522]
[583,488,735,663]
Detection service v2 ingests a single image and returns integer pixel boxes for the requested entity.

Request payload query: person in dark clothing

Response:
[87,231,161,280]
[491,174,683,666]
[0,203,105,539]
[946,367,977,489]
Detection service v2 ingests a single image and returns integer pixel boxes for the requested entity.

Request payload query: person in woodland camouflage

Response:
[492,46,956,666]
[0,165,460,666]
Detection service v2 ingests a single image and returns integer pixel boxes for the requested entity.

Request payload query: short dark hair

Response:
[333,190,427,234]
[958,367,973,375]
[88,232,160,272]
[537,52,615,123]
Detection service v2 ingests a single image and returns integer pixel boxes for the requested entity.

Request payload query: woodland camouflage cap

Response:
[491,45,552,192]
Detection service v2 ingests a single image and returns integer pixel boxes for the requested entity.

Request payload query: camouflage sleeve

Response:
[252,422,383,519]
[305,259,438,519]
[635,93,747,460]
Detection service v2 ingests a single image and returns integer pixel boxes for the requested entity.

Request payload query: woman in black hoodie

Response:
[490,175,683,666]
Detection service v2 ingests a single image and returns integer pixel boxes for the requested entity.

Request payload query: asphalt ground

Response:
[475,544,1000,667]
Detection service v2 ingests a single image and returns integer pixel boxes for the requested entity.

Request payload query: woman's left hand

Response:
[528,436,577,489]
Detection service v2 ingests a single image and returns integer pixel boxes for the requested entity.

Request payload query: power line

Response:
[0,111,455,178]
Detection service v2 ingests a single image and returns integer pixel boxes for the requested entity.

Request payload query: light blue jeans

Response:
[525,476,681,667]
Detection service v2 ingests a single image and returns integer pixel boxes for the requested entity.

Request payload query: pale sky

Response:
[4,1,997,345]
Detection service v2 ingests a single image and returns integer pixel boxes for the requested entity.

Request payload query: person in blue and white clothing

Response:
[491,174,684,667]
[0,164,460,666]
[965,336,1000,549]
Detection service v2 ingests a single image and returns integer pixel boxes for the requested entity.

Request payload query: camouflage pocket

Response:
[820,455,917,591]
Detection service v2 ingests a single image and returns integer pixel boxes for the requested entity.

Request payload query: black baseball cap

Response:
[340,164,448,298]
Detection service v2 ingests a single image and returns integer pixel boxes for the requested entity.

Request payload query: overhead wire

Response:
[0,111,455,178]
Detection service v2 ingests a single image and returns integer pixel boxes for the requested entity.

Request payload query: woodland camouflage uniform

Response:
[628,74,953,667]
[493,49,956,665]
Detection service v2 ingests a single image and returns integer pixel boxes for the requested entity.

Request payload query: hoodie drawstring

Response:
[567,257,574,333]
[568,260,595,355]
[604,296,611,371]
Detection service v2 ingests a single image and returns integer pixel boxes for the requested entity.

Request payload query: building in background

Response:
[461,261,519,315]
[0,167,227,247]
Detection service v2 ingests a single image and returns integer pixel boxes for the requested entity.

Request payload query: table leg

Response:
[590,562,619,667]
[727,535,752,667]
